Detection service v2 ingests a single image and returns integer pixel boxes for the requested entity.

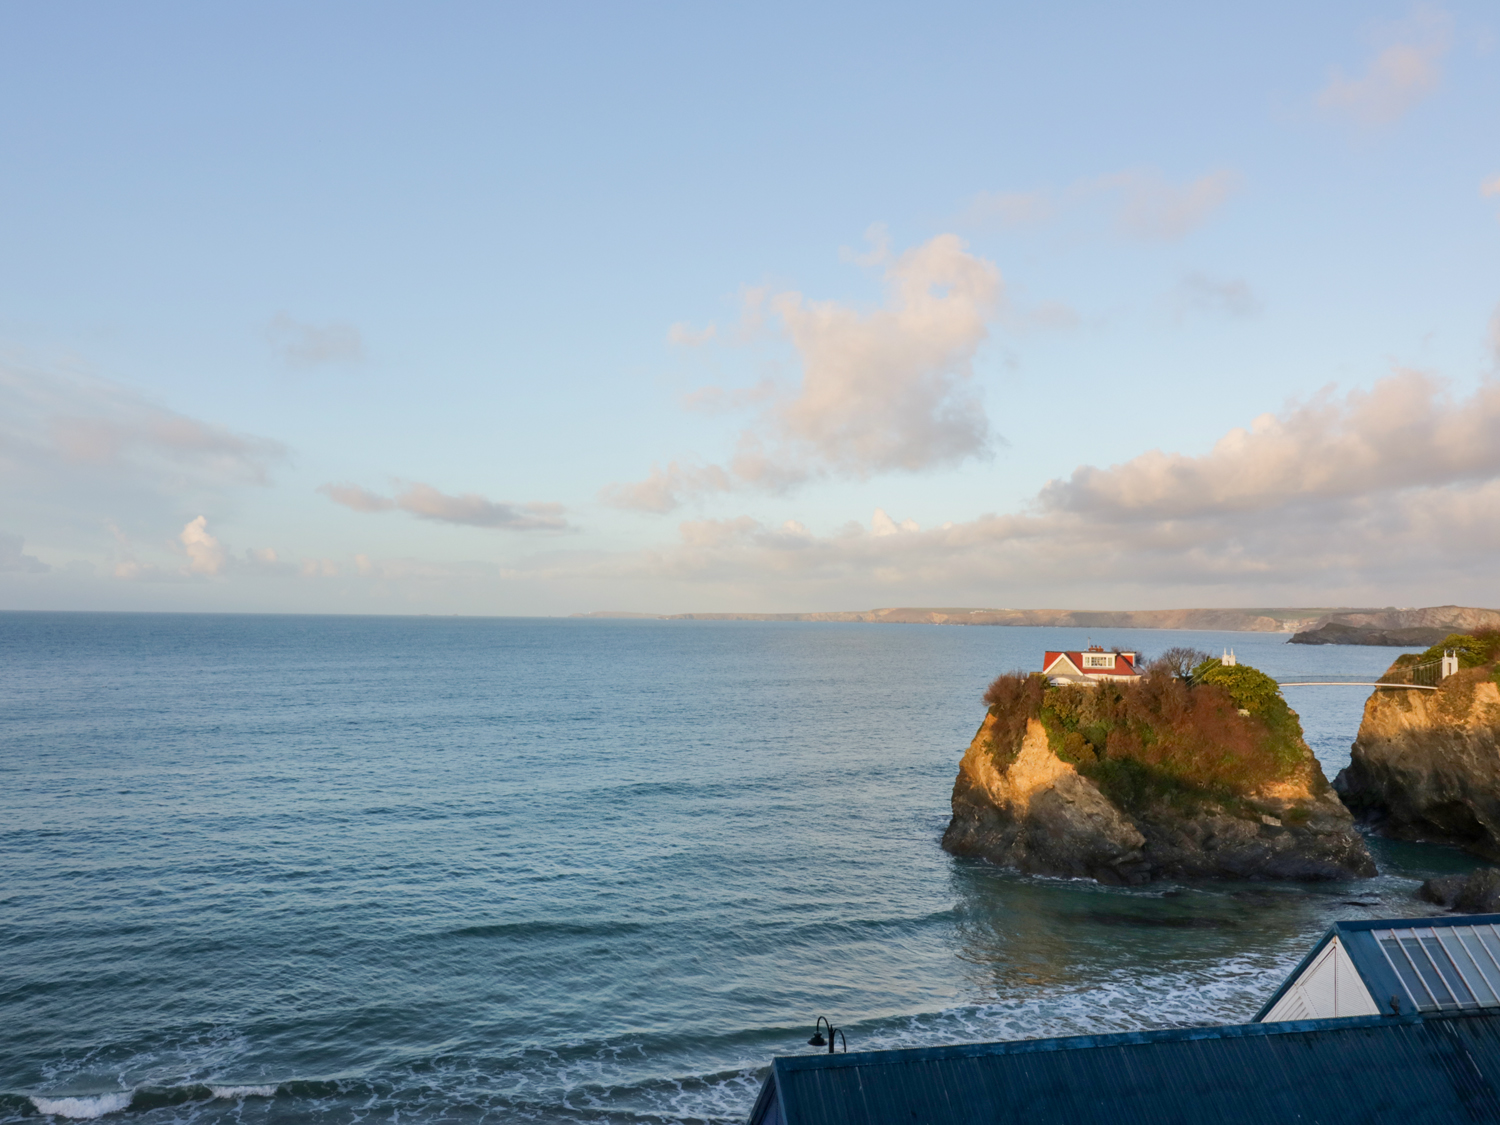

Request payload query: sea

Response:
[0,613,1480,1123]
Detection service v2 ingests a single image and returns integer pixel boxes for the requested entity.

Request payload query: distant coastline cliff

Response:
[575,604,1500,637]
[941,657,1374,884]
[1335,634,1500,858]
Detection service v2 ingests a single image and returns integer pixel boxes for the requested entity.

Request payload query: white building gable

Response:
[1261,936,1380,1022]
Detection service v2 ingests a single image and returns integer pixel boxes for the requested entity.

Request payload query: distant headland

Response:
[572,604,1500,638]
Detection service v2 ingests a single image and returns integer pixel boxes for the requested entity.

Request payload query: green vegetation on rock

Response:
[981,657,1310,815]
[1192,660,1283,712]
[1417,631,1500,669]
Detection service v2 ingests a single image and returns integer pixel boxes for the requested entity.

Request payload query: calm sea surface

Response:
[0,614,1478,1123]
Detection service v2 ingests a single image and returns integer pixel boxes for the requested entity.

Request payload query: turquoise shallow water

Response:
[0,613,1479,1123]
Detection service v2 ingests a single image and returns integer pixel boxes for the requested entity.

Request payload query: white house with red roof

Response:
[1042,645,1141,685]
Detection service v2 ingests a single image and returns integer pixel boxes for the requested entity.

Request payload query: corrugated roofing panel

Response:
[755,1012,1500,1125]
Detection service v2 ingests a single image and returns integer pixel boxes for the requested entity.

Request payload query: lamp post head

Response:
[807,1031,827,1046]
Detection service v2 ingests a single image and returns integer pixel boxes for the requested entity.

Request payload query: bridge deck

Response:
[1277,681,1437,691]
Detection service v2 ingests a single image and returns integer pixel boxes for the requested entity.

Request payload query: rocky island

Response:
[942,653,1375,884]
[1334,632,1500,858]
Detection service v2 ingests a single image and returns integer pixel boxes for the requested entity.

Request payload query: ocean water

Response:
[0,613,1479,1123]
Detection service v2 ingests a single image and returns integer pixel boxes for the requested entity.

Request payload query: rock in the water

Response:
[942,667,1375,884]
[1334,660,1500,859]
[1289,622,1451,647]
[1417,868,1500,912]
[943,714,1150,884]
[1417,874,1467,907]
[1457,868,1500,913]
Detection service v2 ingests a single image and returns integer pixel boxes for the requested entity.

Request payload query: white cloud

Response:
[0,364,286,573]
[1483,175,1500,198]
[243,546,292,574]
[769,234,1000,473]
[318,483,395,513]
[0,532,48,573]
[0,363,286,544]
[679,380,776,415]
[266,313,365,366]
[605,234,1002,511]
[106,517,231,581]
[960,167,1241,243]
[1176,273,1262,319]
[320,481,569,530]
[570,369,1500,605]
[961,190,1054,230]
[1318,7,1451,126]
[1092,168,1243,241]
[871,508,920,537]
[1040,369,1500,519]
[0,365,285,487]
[667,322,717,346]
[179,516,227,575]
[839,223,893,266]
[598,462,732,514]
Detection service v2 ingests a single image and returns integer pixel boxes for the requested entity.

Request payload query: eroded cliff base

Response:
[942,664,1374,885]
[1334,636,1500,859]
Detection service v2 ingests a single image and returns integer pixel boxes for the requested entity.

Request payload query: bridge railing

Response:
[1410,659,1443,687]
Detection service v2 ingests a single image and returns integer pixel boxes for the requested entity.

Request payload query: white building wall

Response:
[1262,937,1380,1022]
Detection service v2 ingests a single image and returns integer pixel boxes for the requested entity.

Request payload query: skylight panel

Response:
[1374,925,1500,1012]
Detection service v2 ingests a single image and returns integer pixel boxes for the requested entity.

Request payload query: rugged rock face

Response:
[943,715,1150,883]
[1290,622,1451,647]
[1418,868,1500,912]
[943,710,1375,885]
[1335,668,1500,858]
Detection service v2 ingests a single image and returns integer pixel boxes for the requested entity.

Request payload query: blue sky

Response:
[2,2,1497,614]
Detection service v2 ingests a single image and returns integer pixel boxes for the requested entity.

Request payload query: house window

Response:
[1082,653,1114,669]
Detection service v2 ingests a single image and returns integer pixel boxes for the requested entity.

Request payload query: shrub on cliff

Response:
[979,660,1305,812]
[1149,647,1213,680]
[980,672,1047,767]
[1192,660,1284,713]
[1418,632,1500,669]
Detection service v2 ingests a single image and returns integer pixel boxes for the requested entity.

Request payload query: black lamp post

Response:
[807,1016,847,1053]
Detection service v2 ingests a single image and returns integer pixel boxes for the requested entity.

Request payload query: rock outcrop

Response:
[1290,622,1451,647]
[1335,663,1500,859]
[943,714,1151,883]
[943,669,1375,885]
[1418,868,1500,913]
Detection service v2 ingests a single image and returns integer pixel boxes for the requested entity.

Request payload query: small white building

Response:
[1256,915,1500,1022]
[1042,646,1141,685]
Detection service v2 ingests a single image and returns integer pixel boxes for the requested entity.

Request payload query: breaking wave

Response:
[28,1093,132,1119]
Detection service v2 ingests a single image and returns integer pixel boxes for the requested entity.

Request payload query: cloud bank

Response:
[48,369,1500,611]
[0,365,285,491]
[0,532,48,574]
[586,370,1500,604]
[962,166,1242,242]
[0,364,287,565]
[1176,273,1261,319]
[266,314,365,366]
[605,234,1002,511]
[1318,7,1451,126]
[320,481,569,530]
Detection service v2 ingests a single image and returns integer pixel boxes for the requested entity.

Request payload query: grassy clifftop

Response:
[1381,631,1500,684]
[979,656,1316,816]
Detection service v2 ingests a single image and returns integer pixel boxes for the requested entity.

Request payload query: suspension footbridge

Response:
[1277,681,1437,691]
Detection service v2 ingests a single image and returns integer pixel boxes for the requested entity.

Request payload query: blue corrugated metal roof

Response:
[749,1009,1500,1125]
[1254,913,1500,1021]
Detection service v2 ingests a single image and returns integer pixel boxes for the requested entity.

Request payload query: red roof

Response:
[1043,649,1139,677]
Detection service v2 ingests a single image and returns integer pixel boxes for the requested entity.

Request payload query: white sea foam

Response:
[209,1085,278,1099]
[29,1092,133,1119]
